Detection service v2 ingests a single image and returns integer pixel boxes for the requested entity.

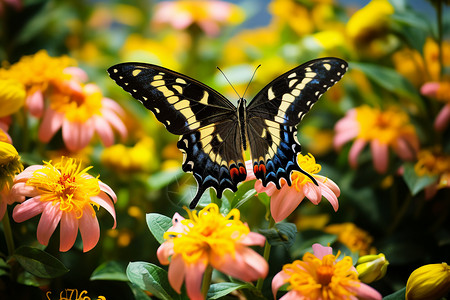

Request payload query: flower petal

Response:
[90,193,117,229]
[348,281,382,300]
[101,107,127,140]
[93,116,115,147]
[38,109,64,143]
[27,90,44,118]
[434,104,450,131]
[349,138,366,169]
[78,205,100,252]
[271,185,303,223]
[272,271,290,299]
[13,165,43,183]
[37,202,62,246]
[370,139,389,173]
[240,232,266,247]
[59,211,79,252]
[98,181,117,203]
[12,196,45,222]
[312,243,333,259]
[167,254,186,293]
[185,261,207,300]
[303,182,322,205]
[11,182,40,198]
[157,241,174,265]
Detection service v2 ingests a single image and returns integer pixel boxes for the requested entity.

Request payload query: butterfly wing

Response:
[108,63,247,208]
[246,57,348,187]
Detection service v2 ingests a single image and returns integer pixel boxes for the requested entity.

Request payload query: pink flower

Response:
[38,82,127,152]
[153,0,244,36]
[334,105,419,173]
[246,154,340,223]
[421,81,450,131]
[272,243,382,300]
[157,204,268,300]
[11,157,117,252]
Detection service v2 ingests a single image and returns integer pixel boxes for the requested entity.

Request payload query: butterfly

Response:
[108,57,348,209]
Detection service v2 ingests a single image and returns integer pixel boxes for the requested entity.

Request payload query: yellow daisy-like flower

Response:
[324,223,377,256]
[157,204,268,300]
[414,148,450,199]
[272,244,382,299]
[269,0,313,36]
[0,79,26,118]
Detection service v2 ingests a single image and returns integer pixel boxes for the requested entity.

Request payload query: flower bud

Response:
[356,253,389,283]
[406,262,450,300]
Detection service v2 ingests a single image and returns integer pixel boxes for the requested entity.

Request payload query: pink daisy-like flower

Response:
[11,157,117,252]
[334,105,419,173]
[157,204,268,300]
[38,81,127,152]
[272,243,382,300]
[153,0,244,36]
[421,81,450,131]
[246,153,340,223]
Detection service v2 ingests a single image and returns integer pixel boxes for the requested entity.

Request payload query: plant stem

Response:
[256,215,275,290]
[201,265,213,299]
[2,211,15,256]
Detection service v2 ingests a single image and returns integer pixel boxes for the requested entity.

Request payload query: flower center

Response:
[26,157,100,218]
[166,204,250,265]
[317,265,334,286]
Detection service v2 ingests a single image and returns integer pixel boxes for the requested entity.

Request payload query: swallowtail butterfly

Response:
[108,58,348,208]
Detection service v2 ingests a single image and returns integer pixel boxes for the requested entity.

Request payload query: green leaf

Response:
[90,261,129,281]
[13,246,69,279]
[259,223,297,248]
[383,287,406,300]
[146,213,173,244]
[350,62,424,111]
[207,282,251,299]
[402,163,437,196]
[127,262,182,300]
[147,168,184,191]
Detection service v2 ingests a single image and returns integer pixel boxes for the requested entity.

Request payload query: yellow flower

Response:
[325,223,377,255]
[0,142,23,190]
[414,148,450,198]
[269,0,313,36]
[272,244,382,299]
[406,263,450,300]
[101,137,157,173]
[356,253,389,283]
[346,0,396,57]
[157,204,268,300]
[12,157,117,252]
[0,79,26,117]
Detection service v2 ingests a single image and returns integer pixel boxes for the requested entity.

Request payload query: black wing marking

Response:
[108,63,247,208]
[246,57,348,186]
[108,63,235,135]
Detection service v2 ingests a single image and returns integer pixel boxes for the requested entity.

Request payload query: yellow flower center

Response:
[26,157,100,218]
[414,148,450,177]
[50,84,103,123]
[291,153,322,190]
[284,252,360,299]
[165,204,250,265]
[355,105,415,145]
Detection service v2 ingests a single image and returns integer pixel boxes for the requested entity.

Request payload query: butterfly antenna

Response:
[242,64,261,100]
[217,66,241,99]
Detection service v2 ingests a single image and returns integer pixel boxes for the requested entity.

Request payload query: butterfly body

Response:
[108,58,348,208]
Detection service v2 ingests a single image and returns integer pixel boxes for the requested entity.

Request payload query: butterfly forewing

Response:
[108,63,247,208]
[246,58,348,186]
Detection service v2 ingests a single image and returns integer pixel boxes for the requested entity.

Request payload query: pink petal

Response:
[14,165,44,183]
[78,205,100,252]
[370,140,389,173]
[303,182,322,205]
[317,182,339,212]
[214,247,268,282]
[157,241,174,265]
[255,180,277,196]
[312,243,333,259]
[26,90,44,118]
[101,98,126,116]
[98,181,117,203]
[37,202,62,246]
[62,119,94,151]
[64,67,89,82]
[272,271,290,299]
[279,291,305,300]
[349,139,366,169]
[101,106,127,140]
[434,104,450,131]
[10,182,40,198]
[420,82,440,97]
[271,185,303,223]
[185,261,207,300]
[167,254,186,293]
[239,232,266,247]
[93,116,114,147]
[90,193,117,229]
[348,281,382,300]
[38,109,64,143]
[12,197,45,222]
[394,137,417,161]
[59,211,79,252]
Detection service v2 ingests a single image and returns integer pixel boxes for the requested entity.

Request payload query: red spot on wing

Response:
[239,166,246,175]
[230,167,239,180]
[258,164,266,174]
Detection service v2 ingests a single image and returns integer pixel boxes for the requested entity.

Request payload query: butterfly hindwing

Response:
[108,63,246,208]
[246,58,348,186]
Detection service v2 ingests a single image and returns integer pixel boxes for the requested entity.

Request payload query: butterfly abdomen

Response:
[237,98,248,151]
